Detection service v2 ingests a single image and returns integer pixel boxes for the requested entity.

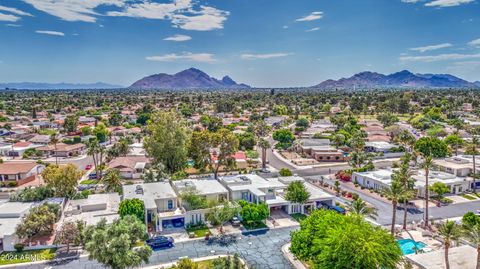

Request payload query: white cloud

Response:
[409,43,452,52]
[296,11,323,22]
[468,38,480,47]
[425,0,474,7]
[6,23,21,27]
[0,13,20,22]
[400,53,480,62]
[305,27,320,32]
[401,0,422,3]
[22,0,229,31]
[164,34,192,41]
[35,30,65,36]
[146,52,216,63]
[0,5,33,17]
[282,25,288,29]
[241,53,290,60]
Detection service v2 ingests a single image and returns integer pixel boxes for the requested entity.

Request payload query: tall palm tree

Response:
[101,169,122,193]
[383,179,412,234]
[258,138,270,171]
[420,155,433,228]
[87,140,106,180]
[466,136,479,194]
[462,223,480,269]
[349,198,377,220]
[393,155,415,230]
[437,220,462,269]
[50,133,59,165]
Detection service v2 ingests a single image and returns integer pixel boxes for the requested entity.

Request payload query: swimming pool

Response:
[397,239,427,255]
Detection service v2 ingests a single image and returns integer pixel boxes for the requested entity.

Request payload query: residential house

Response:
[37,143,86,157]
[0,201,34,251]
[28,134,51,145]
[0,161,44,186]
[8,141,42,157]
[108,156,150,179]
[295,139,347,162]
[63,193,120,225]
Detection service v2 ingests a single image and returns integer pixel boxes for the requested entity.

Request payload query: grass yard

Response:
[186,225,210,238]
[0,249,56,265]
[290,213,307,222]
[79,179,99,185]
[462,194,478,200]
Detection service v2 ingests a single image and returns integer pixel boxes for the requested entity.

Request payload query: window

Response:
[168,200,173,210]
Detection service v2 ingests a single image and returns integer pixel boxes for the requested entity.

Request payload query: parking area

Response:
[267,209,299,228]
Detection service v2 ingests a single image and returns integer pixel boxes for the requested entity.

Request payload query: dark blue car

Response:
[146,236,174,249]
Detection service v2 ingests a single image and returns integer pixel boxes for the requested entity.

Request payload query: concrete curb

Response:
[281,243,307,269]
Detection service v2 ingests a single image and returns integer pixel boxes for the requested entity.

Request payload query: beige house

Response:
[0,161,44,186]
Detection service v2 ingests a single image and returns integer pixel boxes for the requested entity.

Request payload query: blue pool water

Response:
[397,239,427,255]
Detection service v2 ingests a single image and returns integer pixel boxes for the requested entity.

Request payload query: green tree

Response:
[420,156,434,227]
[279,168,293,177]
[296,118,309,128]
[101,169,122,193]
[206,202,240,234]
[284,181,310,205]
[42,164,84,198]
[16,204,59,243]
[238,200,269,228]
[429,181,450,200]
[383,179,414,234]
[444,134,464,156]
[93,122,109,143]
[87,139,106,179]
[461,220,480,269]
[392,156,415,229]
[376,113,399,127]
[50,132,59,165]
[272,129,295,148]
[290,210,401,269]
[437,220,462,269]
[332,133,346,148]
[63,115,79,133]
[172,258,198,269]
[414,137,449,158]
[55,221,80,253]
[466,136,479,194]
[83,216,152,269]
[258,138,271,171]
[144,111,189,175]
[180,189,209,210]
[349,198,377,220]
[119,198,145,223]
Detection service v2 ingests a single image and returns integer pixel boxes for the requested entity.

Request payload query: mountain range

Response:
[312,70,479,89]
[0,82,122,90]
[129,68,250,89]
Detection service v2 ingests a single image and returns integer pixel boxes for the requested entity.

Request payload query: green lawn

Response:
[462,194,478,200]
[79,179,99,185]
[0,249,56,265]
[290,213,307,222]
[186,225,210,238]
[242,221,268,230]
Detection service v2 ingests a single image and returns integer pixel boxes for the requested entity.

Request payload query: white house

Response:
[0,201,34,251]
[63,193,120,225]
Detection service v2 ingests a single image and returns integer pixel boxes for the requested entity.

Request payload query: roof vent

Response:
[135,185,144,195]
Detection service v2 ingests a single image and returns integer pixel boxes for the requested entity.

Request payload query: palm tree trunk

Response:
[54,142,58,165]
[391,201,397,235]
[476,245,480,269]
[445,243,450,269]
[403,201,408,230]
[262,148,267,170]
[425,169,430,228]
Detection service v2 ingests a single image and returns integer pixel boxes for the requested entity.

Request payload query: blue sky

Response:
[0,0,479,87]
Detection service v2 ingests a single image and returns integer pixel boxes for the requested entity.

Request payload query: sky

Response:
[0,0,479,88]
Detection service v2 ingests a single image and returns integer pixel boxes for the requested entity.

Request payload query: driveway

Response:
[267,209,299,228]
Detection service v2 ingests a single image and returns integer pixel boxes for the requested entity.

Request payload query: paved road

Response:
[15,227,297,269]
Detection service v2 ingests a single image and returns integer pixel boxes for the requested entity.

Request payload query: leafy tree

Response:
[206,202,240,233]
[63,115,79,133]
[238,200,269,228]
[376,113,399,127]
[284,181,310,205]
[462,212,480,227]
[55,221,80,253]
[83,216,152,269]
[93,122,109,143]
[9,185,54,202]
[461,219,480,269]
[16,204,59,242]
[81,126,92,136]
[429,181,450,200]
[172,258,198,269]
[290,210,401,269]
[236,132,256,150]
[414,137,448,158]
[199,115,223,132]
[437,220,462,269]
[332,133,346,148]
[273,129,295,144]
[119,198,145,222]
[144,111,189,175]
[180,189,209,210]
[42,164,84,198]
[296,118,309,128]
[279,168,293,177]
[101,169,122,193]
[108,112,123,126]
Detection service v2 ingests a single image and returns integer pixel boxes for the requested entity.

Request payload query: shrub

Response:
[279,168,293,177]
[7,181,18,187]
[14,243,24,252]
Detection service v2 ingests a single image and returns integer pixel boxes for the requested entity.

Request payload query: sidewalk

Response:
[281,243,306,269]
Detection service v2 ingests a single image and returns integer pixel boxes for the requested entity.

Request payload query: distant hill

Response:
[312,70,478,89]
[130,68,250,89]
[0,82,122,90]
[475,81,480,87]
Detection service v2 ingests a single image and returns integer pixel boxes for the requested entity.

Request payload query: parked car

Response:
[146,236,174,249]
[88,173,97,179]
[85,164,92,170]
[231,216,241,227]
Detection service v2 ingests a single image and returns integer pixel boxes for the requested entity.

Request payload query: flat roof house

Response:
[0,201,34,251]
[433,156,479,178]
[63,193,120,225]
[352,169,394,190]
[0,161,44,186]
[295,139,347,162]
[412,170,472,197]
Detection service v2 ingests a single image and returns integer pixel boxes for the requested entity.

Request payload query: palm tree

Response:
[392,156,415,230]
[50,133,59,165]
[437,220,462,269]
[349,198,377,220]
[87,140,106,180]
[462,223,480,269]
[383,179,412,234]
[466,136,479,194]
[420,155,433,228]
[101,169,122,193]
[258,138,270,171]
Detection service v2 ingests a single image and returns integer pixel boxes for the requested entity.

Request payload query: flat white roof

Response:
[222,174,285,192]
[407,245,476,269]
[173,179,228,196]
[123,182,177,209]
